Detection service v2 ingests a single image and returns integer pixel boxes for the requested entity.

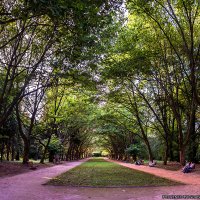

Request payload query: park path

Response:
[0,159,89,200]
[0,158,200,200]
[108,159,200,185]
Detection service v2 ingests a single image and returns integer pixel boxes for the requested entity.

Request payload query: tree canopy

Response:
[0,0,199,166]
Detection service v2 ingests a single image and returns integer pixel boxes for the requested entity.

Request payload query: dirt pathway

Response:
[108,159,200,185]
[0,158,200,200]
[0,159,89,200]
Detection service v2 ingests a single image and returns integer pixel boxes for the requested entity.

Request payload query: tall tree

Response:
[127,0,200,165]
[0,0,124,127]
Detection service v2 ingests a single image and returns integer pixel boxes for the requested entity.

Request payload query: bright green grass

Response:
[47,158,182,187]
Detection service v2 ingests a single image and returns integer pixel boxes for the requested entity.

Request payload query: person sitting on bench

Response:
[135,159,144,165]
[149,160,156,167]
[182,161,195,173]
[189,162,195,170]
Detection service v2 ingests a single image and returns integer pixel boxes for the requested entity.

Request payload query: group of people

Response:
[135,159,156,166]
[134,159,195,173]
[135,159,195,173]
[148,160,196,173]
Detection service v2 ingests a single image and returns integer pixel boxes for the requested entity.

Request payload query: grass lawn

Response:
[47,158,182,187]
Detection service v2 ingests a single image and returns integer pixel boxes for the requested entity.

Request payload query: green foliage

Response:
[48,136,62,154]
[92,152,102,157]
[125,144,140,157]
[1,0,199,165]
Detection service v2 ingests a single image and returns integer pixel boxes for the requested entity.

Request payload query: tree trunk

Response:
[187,99,197,162]
[16,104,30,164]
[11,139,15,161]
[163,143,169,165]
[179,148,186,166]
[146,141,154,162]
[6,142,10,161]
[49,150,54,162]
[0,141,4,162]
[23,139,30,164]
[169,117,176,161]
[40,136,51,164]
[15,151,20,161]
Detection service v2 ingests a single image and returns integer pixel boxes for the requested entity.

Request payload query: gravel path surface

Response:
[0,158,200,200]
